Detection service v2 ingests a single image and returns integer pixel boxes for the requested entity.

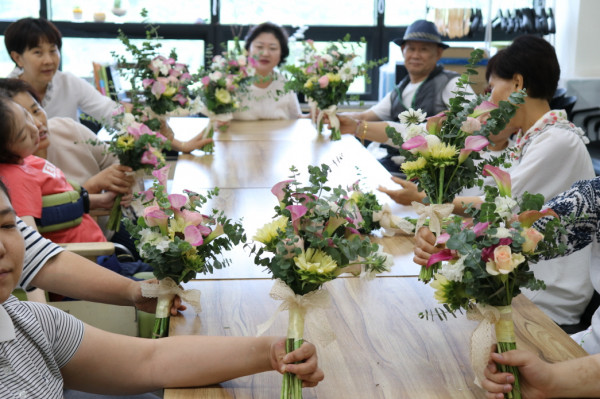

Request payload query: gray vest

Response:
[389,65,459,121]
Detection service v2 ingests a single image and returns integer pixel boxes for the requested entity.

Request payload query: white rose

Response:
[495,196,517,219]
[494,227,512,238]
[440,256,466,282]
[401,124,427,141]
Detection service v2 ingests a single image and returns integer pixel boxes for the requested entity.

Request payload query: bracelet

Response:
[360,121,368,145]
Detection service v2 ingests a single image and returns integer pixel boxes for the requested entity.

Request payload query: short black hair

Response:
[4,18,62,65]
[485,35,559,102]
[0,95,23,164]
[244,22,290,66]
[0,78,40,102]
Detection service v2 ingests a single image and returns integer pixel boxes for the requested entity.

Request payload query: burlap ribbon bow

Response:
[411,201,454,237]
[372,203,416,236]
[141,278,202,318]
[466,304,502,387]
[256,279,336,346]
[316,105,339,134]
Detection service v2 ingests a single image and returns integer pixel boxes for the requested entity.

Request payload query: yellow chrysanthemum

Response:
[326,72,341,82]
[294,248,337,275]
[116,134,135,150]
[215,88,232,104]
[350,191,363,203]
[401,157,427,174]
[430,274,451,304]
[253,216,289,244]
[428,142,457,160]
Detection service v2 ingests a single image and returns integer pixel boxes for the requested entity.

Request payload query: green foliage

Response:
[248,163,391,295]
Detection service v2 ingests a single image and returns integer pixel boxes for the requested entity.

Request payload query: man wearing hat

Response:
[333,20,473,171]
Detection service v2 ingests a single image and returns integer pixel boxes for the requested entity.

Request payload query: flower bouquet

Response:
[249,164,392,398]
[284,36,383,140]
[113,14,200,132]
[424,165,566,398]
[385,49,526,282]
[103,111,169,232]
[124,165,246,338]
[192,41,256,153]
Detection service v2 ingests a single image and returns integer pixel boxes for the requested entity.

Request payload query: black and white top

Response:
[0,296,84,398]
[17,217,63,291]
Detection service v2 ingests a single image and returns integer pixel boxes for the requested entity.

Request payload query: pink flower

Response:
[141,150,158,166]
[427,249,455,268]
[201,76,210,86]
[521,227,544,253]
[426,112,445,135]
[435,233,450,245]
[271,179,294,202]
[180,209,204,226]
[173,94,188,106]
[168,194,187,209]
[286,205,308,233]
[486,245,525,275]
[143,205,168,232]
[152,165,170,188]
[318,75,329,88]
[483,164,512,197]
[458,135,489,164]
[401,135,427,151]
[469,101,499,118]
[481,238,513,262]
[184,225,204,246]
[151,80,166,99]
[473,222,489,236]
[142,78,155,89]
[461,117,482,134]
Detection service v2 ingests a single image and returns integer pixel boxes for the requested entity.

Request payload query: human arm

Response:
[482,349,600,399]
[30,249,184,314]
[160,118,213,153]
[67,72,121,126]
[61,327,323,393]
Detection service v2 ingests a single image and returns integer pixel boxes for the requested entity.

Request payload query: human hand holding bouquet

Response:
[124,165,245,338]
[102,111,169,232]
[192,41,256,152]
[423,165,566,399]
[385,49,526,281]
[249,164,392,398]
[284,36,383,140]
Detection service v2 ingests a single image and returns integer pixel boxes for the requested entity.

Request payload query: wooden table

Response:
[163,119,588,398]
[165,278,588,399]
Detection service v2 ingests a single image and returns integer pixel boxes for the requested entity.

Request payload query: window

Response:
[48,0,211,24]
[220,0,376,26]
[0,0,39,21]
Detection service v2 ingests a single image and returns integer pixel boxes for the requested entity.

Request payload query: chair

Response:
[549,95,577,121]
[571,106,600,175]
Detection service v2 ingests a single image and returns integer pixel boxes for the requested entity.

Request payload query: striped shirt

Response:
[17,217,63,291]
[0,296,84,398]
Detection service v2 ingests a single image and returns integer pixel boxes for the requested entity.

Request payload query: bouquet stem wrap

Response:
[468,304,521,399]
[200,110,233,153]
[257,279,335,399]
[140,278,202,339]
[308,98,318,127]
[316,105,341,141]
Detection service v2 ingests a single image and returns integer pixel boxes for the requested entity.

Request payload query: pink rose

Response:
[318,75,329,89]
[521,227,544,253]
[460,117,482,134]
[486,245,525,275]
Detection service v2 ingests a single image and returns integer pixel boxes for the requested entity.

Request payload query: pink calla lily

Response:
[427,249,455,268]
[469,101,499,118]
[271,180,293,202]
[435,233,450,245]
[181,209,204,226]
[473,222,490,236]
[141,150,158,166]
[483,164,512,197]
[286,205,308,233]
[143,205,169,234]
[401,135,428,151]
[426,112,445,135]
[142,78,155,89]
[152,165,170,188]
[184,225,204,246]
[458,135,489,164]
[518,209,560,228]
[168,194,188,209]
